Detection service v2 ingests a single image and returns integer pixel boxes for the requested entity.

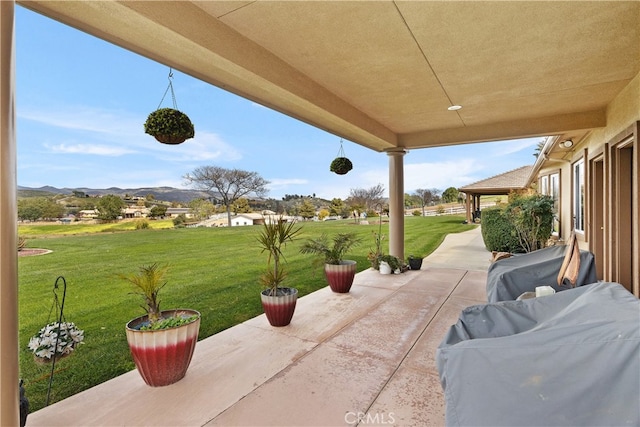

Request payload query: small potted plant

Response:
[257,217,303,326]
[330,157,353,175]
[121,263,201,386]
[300,232,362,293]
[144,107,195,145]
[28,321,84,364]
[379,254,403,274]
[408,254,423,270]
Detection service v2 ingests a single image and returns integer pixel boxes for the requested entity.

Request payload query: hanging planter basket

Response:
[145,69,195,145]
[330,139,353,175]
[144,108,194,145]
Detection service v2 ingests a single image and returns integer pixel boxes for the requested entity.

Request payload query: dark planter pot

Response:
[261,287,298,327]
[408,257,423,270]
[125,309,200,387]
[324,260,357,293]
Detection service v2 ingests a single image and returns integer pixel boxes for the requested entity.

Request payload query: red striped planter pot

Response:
[126,309,200,387]
[261,287,298,327]
[324,260,357,293]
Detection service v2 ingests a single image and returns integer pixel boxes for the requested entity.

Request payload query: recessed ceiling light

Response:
[561,139,574,148]
[448,105,462,111]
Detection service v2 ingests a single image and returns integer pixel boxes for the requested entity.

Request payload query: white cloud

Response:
[154,131,242,163]
[46,143,136,156]
[267,178,309,188]
[487,137,543,156]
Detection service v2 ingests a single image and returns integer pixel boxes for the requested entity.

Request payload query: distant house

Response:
[78,209,98,220]
[165,208,192,218]
[123,207,150,219]
[230,213,265,226]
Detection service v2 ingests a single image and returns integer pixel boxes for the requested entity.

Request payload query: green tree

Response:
[188,198,215,220]
[96,194,126,221]
[149,205,167,218]
[533,140,546,158]
[17,197,64,221]
[441,187,459,203]
[329,198,347,218]
[17,198,44,221]
[231,197,252,214]
[298,198,316,220]
[318,208,330,221]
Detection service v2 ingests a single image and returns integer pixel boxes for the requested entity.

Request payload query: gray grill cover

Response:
[437,282,639,426]
[486,245,598,302]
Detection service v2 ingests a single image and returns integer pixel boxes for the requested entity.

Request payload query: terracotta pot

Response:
[324,260,357,293]
[261,287,297,327]
[125,309,200,387]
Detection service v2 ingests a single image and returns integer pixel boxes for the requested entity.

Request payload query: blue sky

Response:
[15,6,542,200]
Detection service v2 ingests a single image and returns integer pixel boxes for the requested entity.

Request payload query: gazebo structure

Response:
[459,165,533,223]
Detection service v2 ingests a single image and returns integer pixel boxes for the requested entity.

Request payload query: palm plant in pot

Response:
[120,263,200,387]
[300,232,362,293]
[257,217,303,327]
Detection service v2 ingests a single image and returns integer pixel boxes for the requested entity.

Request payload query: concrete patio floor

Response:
[27,226,490,427]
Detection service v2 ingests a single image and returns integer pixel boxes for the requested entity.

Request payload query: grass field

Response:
[19,215,475,411]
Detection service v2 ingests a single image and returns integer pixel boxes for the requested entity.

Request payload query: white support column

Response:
[387,149,406,260]
[0,2,19,426]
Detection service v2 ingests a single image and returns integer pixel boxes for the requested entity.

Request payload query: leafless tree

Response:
[184,166,269,226]
[413,188,440,216]
[348,184,385,214]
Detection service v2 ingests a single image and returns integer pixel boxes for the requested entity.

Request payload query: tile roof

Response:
[459,165,533,193]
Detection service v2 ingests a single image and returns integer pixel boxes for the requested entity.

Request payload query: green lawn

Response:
[19,215,475,411]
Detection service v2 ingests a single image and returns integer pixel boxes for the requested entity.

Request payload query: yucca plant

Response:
[257,217,302,296]
[119,263,168,325]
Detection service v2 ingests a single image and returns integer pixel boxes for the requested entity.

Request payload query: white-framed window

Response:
[550,173,560,235]
[540,175,549,195]
[573,159,585,232]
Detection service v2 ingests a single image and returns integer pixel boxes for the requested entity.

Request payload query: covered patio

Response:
[26,228,489,426]
[2,2,639,424]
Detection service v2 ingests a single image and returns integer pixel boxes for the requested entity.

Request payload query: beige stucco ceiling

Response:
[20,1,640,152]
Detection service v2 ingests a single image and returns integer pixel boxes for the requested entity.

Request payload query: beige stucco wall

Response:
[586,70,640,150]
[537,69,639,295]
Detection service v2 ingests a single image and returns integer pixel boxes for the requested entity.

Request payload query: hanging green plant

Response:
[144,108,195,144]
[145,69,195,145]
[330,139,353,175]
[330,157,353,175]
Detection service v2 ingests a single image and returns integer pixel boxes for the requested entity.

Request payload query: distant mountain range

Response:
[17,185,214,204]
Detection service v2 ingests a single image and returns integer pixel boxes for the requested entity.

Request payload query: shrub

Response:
[505,193,554,252]
[135,219,150,230]
[172,214,187,227]
[412,210,421,216]
[481,194,554,253]
[481,207,521,253]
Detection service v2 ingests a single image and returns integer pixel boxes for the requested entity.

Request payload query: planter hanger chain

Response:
[156,68,178,110]
[45,276,68,406]
[336,138,346,158]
